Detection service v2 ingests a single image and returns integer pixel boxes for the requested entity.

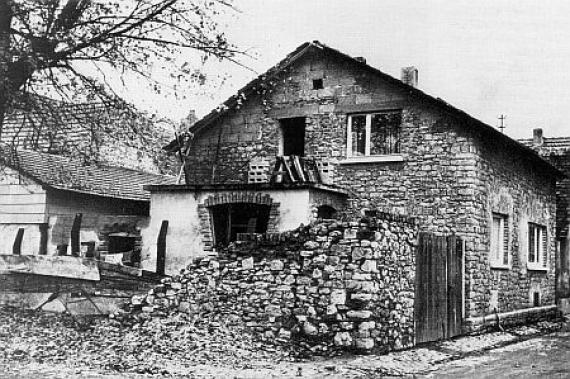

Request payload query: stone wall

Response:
[130,214,418,354]
[467,136,557,318]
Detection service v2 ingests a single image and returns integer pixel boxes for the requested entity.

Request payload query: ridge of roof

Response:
[186,40,562,177]
[0,146,175,201]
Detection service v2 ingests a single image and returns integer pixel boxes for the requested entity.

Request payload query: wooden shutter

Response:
[542,227,548,268]
[502,217,509,265]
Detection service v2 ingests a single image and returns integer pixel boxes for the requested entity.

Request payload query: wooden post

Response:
[156,220,168,275]
[70,213,82,256]
[39,223,48,255]
[12,228,24,255]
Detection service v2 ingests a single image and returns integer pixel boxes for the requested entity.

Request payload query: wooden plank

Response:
[281,156,297,183]
[446,235,456,338]
[0,254,100,281]
[434,236,447,340]
[0,193,46,205]
[425,233,435,342]
[439,235,448,339]
[156,220,168,275]
[39,223,48,255]
[12,228,24,255]
[0,203,46,213]
[414,232,424,343]
[0,184,45,195]
[0,213,46,224]
[416,232,427,343]
[292,156,306,182]
[456,237,464,333]
[70,213,82,256]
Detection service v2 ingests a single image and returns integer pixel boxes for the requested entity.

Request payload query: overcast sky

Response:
[140,0,570,139]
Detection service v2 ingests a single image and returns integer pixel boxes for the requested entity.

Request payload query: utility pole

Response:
[498,114,507,133]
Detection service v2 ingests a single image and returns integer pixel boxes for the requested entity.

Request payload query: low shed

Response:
[0,147,172,260]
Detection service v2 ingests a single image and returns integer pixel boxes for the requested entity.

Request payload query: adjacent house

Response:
[145,41,563,327]
[0,146,172,261]
[519,129,570,310]
[2,95,178,175]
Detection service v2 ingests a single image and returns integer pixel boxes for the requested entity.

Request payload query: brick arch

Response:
[203,192,274,207]
[198,192,280,252]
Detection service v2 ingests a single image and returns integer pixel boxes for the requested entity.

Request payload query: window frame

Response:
[527,222,548,271]
[346,110,402,159]
[490,212,510,269]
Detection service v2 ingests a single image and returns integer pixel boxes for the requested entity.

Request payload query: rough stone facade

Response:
[519,133,570,304]
[131,214,418,354]
[179,43,559,320]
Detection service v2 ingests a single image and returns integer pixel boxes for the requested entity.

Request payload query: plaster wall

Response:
[142,188,342,274]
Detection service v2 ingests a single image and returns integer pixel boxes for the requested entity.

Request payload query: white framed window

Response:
[528,223,548,270]
[490,213,509,268]
[346,111,402,157]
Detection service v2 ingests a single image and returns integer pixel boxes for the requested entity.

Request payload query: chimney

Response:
[401,66,418,88]
[354,56,367,64]
[533,128,543,147]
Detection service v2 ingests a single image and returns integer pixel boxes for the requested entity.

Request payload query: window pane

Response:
[529,224,536,263]
[370,112,401,155]
[351,115,366,156]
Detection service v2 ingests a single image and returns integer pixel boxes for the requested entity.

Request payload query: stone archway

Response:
[198,192,280,251]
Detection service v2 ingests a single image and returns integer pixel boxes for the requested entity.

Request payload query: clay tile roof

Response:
[1,147,175,201]
[518,137,570,155]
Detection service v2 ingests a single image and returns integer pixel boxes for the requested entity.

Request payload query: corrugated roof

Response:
[181,40,562,177]
[1,147,175,201]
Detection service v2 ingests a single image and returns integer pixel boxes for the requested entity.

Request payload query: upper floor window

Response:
[490,213,509,268]
[347,111,402,157]
[528,223,548,270]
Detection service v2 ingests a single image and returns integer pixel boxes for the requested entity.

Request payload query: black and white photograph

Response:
[0,1,569,377]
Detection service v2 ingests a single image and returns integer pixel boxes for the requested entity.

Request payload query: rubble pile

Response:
[126,212,419,354]
[0,306,291,375]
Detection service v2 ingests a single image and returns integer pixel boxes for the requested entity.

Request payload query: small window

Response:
[490,213,509,268]
[312,78,323,90]
[347,111,401,157]
[211,203,270,247]
[532,292,541,307]
[317,205,336,219]
[528,223,547,270]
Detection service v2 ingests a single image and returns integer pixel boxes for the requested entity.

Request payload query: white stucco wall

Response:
[141,192,202,274]
[141,188,316,274]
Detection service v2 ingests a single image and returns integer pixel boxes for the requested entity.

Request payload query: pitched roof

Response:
[1,147,174,201]
[185,40,562,177]
[2,95,173,173]
[518,137,570,155]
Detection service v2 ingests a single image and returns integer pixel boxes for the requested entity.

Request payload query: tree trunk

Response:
[0,0,14,141]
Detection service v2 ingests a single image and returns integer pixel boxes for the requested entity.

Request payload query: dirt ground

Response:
[1,307,569,378]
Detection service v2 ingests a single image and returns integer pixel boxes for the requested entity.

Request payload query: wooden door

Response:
[414,232,463,344]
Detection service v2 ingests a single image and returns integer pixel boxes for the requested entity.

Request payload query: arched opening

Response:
[210,202,271,247]
[317,205,337,219]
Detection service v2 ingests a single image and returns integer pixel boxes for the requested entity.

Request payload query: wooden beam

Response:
[12,228,24,255]
[39,223,48,255]
[156,220,168,275]
[70,213,82,256]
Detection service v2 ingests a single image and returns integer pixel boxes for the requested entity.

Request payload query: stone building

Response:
[145,41,562,327]
[519,129,570,310]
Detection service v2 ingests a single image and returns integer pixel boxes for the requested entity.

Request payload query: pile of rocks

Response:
[124,213,418,355]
